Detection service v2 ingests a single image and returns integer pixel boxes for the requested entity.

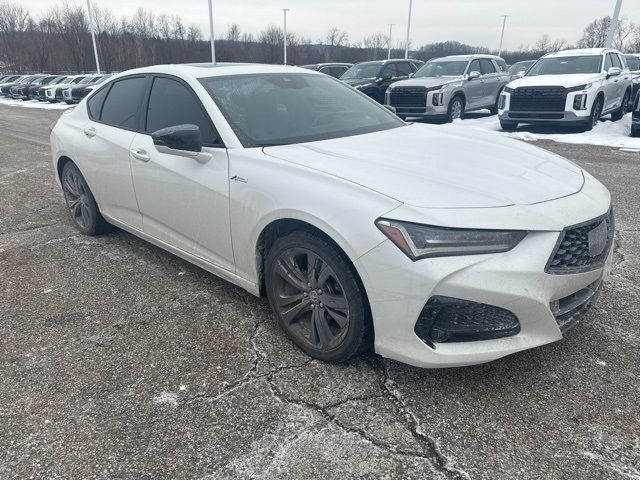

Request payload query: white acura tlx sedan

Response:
[50,63,613,368]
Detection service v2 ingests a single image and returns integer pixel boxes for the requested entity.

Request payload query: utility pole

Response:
[387,24,395,60]
[404,0,412,59]
[605,0,623,48]
[85,0,101,73]
[208,0,216,63]
[498,15,509,57]
[282,8,290,65]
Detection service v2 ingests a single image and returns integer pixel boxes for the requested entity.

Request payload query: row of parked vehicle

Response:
[0,73,112,104]
[311,49,640,135]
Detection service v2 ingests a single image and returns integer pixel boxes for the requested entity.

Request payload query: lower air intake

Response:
[415,296,520,347]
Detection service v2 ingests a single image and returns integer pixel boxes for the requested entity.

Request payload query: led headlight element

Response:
[376,219,527,261]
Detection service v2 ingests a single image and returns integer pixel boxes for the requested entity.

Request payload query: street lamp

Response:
[498,15,510,57]
[207,0,216,63]
[404,0,412,59]
[387,24,395,60]
[85,0,101,73]
[282,8,290,65]
[605,0,623,48]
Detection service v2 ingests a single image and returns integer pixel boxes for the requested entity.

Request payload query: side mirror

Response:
[607,67,622,78]
[516,70,526,78]
[152,124,202,157]
[384,105,397,114]
[408,72,414,78]
[380,74,393,81]
[468,71,481,80]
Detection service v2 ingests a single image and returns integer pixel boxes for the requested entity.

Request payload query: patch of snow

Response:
[153,391,178,407]
[0,96,72,110]
[595,359,607,367]
[448,112,640,150]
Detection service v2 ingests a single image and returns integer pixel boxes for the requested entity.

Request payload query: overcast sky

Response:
[22,0,640,50]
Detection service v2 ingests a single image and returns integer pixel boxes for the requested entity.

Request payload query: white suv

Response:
[499,48,632,131]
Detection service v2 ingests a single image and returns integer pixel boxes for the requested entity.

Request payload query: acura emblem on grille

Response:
[588,221,608,257]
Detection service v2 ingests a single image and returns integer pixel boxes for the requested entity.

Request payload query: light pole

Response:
[605,0,623,48]
[498,15,509,57]
[85,0,101,73]
[207,0,216,63]
[387,23,395,60]
[404,0,412,59]
[282,8,290,65]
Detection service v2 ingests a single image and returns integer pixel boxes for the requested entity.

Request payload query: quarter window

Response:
[145,77,219,145]
[479,59,496,74]
[100,77,147,129]
[87,86,109,119]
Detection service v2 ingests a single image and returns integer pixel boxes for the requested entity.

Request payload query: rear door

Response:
[128,75,234,271]
[479,58,500,106]
[78,76,148,229]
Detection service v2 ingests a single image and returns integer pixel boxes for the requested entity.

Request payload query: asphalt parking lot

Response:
[1,104,639,480]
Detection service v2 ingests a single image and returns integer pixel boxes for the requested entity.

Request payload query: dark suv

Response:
[300,63,353,78]
[341,59,424,103]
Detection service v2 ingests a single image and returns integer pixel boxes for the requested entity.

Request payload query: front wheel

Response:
[585,97,603,131]
[445,96,464,123]
[265,231,371,362]
[611,90,630,121]
[631,124,640,138]
[500,120,518,132]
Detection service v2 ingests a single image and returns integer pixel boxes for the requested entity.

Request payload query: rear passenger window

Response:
[87,86,109,119]
[100,77,147,129]
[146,77,220,146]
[396,62,414,76]
[479,59,496,74]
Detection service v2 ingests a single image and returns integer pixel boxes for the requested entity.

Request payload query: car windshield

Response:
[527,55,602,76]
[508,62,533,75]
[625,55,640,71]
[341,63,382,80]
[414,61,467,78]
[201,73,404,147]
[77,76,94,85]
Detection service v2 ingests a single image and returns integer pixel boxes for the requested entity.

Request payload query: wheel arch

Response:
[56,154,73,183]
[451,90,466,106]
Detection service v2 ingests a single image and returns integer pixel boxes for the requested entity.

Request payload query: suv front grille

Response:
[389,87,428,107]
[510,86,567,112]
[546,209,614,274]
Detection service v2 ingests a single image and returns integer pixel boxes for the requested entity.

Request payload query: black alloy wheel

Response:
[265,231,370,362]
[586,97,603,131]
[61,162,110,235]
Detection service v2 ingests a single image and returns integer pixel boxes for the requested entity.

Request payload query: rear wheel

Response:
[61,162,111,236]
[611,89,630,121]
[632,124,640,138]
[585,96,603,131]
[445,95,464,123]
[489,88,504,115]
[500,120,518,132]
[265,231,371,362]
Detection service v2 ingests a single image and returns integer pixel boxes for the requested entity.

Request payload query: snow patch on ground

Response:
[453,112,640,150]
[153,391,178,407]
[0,96,72,110]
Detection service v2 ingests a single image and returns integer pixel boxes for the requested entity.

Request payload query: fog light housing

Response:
[499,94,506,110]
[414,296,520,347]
[573,94,587,110]
[432,92,444,106]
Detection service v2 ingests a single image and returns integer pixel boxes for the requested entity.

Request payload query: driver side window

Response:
[604,54,613,71]
[381,64,398,78]
[467,60,481,75]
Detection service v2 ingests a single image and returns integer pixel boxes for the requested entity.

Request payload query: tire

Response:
[445,95,464,123]
[265,231,371,363]
[611,89,630,122]
[500,120,518,132]
[585,96,603,131]
[364,90,383,104]
[632,124,640,138]
[489,88,504,115]
[61,162,111,236]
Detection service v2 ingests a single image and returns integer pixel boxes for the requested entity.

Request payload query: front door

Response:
[128,75,234,271]
[465,59,484,109]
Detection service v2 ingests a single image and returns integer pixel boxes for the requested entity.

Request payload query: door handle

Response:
[130,148,151,162]
[83,126,96,137]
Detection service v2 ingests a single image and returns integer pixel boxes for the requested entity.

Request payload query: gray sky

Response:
[22,0,640,51]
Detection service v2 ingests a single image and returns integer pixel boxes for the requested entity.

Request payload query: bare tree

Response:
[227,23,240,42]
[578,16,635,51]
[364,32,387,60]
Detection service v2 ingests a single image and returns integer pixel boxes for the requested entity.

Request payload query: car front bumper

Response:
[499,111,589,125]
[355,174,612,368]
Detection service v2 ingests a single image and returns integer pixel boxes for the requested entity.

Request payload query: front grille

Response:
[551,278,602,333]
[510,86,567,112]
[389,87,428,107]
[415,296,520,347]
[546,209,614,274]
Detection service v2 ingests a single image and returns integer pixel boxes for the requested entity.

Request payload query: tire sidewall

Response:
[61,162,100,235]
[264,231,369,362]
[446,96,464,123]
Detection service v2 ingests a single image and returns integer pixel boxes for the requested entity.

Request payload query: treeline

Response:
[1,1,639,74]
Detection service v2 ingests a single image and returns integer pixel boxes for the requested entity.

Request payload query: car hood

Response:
[508,73,602,89]
[390,77,463,89]
[263,123,584,209]
[342,78,377,87]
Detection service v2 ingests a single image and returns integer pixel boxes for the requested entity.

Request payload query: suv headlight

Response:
[566,83,591,92]
[503,86,514,93]
[375,219,527,261]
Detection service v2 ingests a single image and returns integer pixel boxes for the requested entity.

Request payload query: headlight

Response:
[503,86,514,93]
[566,84,591,92]
[375,219,527,261]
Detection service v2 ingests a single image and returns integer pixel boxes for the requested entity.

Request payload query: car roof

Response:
[429,54,505,62]
[544,48,620,57]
